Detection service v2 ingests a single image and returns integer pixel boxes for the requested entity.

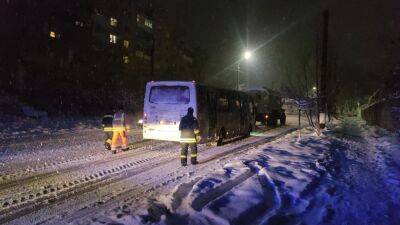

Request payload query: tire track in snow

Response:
[0,134,146,178]
[0,139,158,188]
[3,125,299,224]
[109,127,300,224]
[0,141,177,224]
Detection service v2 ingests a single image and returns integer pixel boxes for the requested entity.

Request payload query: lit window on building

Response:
[145,19,153,29]
[110,17,118,27]
[109,34,117,44]
[75,21,84,27]
[50,31,56,38]
[123,55,129,64]
[137,14,153,30]
[123,40,129,48]
[136,14,144,23]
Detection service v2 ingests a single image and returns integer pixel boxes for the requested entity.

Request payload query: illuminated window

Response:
[109,34,117,44]
[110,17,118,27]
[75,21,84,27]
[50,31,56,38]
[137,14,152,30]
[136,14,144,23]
[123,55,129,64]
[144,19,153,29]
[123,40,129,48]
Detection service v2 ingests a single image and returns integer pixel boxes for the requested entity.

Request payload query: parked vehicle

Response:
[143,81,256,145]
[245,88,286,127]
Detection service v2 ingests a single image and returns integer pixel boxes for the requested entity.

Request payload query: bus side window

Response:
[228,94,235,112]
[218,95,228,112]
[244,101,249,112]
[236,100,240,110]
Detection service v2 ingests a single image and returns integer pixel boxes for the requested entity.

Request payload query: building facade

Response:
[1,0,197,114]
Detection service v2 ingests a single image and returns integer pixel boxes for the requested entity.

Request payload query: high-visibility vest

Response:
[113,112,126,131]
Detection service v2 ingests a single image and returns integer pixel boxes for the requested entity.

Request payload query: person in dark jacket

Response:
[179,107,200,166]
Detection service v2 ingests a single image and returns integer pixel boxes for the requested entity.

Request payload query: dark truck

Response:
[245,88,286,127]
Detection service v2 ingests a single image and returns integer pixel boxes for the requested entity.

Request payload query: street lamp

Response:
[244,51,252,60]
[237,50,252,90]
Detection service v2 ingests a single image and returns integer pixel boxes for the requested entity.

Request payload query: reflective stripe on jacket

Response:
[104,127,126,132]
[180,137,197,143]
[113,111,126,131]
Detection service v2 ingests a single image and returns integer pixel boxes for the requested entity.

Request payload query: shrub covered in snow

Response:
[334,117,362,138]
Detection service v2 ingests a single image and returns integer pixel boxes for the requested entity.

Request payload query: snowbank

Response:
[136,129,332,225]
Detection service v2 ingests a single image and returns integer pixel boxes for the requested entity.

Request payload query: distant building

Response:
[2,0,153,87]
[1,0,199,114]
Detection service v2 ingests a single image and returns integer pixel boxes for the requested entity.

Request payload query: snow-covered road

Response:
[0,116,399,225]
[0,116,301,224]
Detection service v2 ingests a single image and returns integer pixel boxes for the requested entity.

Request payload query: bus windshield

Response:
[149,86,190,104]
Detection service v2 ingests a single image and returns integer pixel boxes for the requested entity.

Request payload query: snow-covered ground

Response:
[103,118,400,225]
[0,116,399,225]
[0,116,142,175]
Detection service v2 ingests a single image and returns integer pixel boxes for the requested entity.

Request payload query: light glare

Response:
[244,51,252,60]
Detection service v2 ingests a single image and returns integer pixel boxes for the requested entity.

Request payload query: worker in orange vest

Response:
[111,107,128,154]
[101,113,114,150]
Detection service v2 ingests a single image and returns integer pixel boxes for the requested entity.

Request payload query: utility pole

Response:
[298,109,301,141]
[237,63,240,90]
[319,9,329,129]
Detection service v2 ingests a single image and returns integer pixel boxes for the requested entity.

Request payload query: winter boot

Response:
[105,142,111,150]
[181,159,187,166]
[190,157,198,165]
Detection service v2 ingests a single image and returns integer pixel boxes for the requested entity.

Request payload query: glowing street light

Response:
[243,51,252,60]
[237,50,253,90]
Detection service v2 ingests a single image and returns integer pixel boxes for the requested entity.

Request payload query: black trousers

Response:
[180,143,197,164]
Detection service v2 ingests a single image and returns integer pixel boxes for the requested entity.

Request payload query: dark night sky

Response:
[156,0,400,99]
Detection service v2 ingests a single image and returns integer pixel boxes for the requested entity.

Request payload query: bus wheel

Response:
[217,128,225,146]
[246,125,252,137]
